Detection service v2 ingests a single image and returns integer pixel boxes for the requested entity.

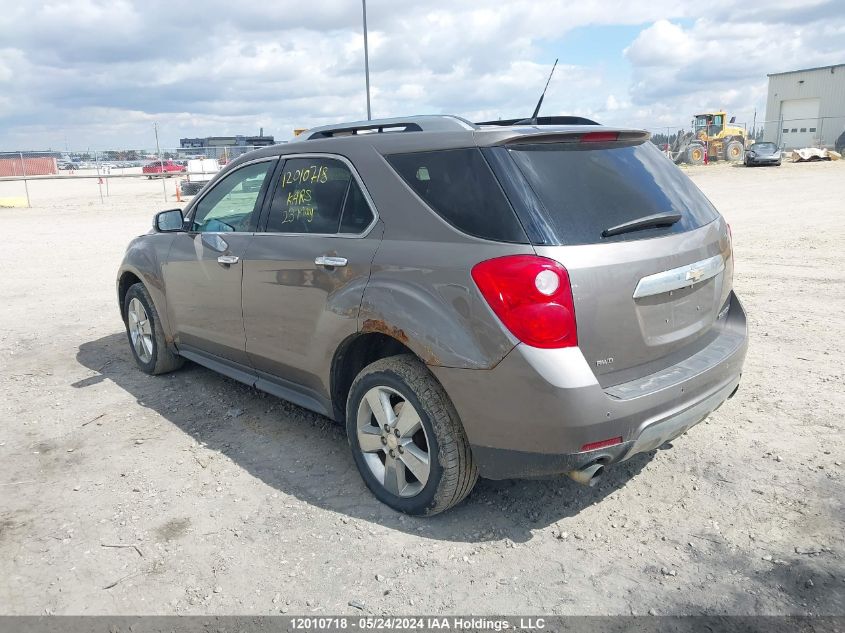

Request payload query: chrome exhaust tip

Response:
[567,463,605,487]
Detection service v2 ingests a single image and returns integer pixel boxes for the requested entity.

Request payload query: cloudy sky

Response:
[1,0,843,151]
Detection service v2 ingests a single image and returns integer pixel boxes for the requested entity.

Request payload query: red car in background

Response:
[142,160,186,178]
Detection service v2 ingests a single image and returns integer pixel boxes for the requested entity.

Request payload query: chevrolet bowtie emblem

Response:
[686,268,705,282]
[687,268,704,283]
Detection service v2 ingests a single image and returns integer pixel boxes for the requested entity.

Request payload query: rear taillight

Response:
[471,255,578,349]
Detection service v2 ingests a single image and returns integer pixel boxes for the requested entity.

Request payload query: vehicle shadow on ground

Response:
[76,333,656,544]
[666,543,845,617]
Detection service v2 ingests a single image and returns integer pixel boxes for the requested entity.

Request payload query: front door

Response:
[163,158,276,364]
[241,155,382,406]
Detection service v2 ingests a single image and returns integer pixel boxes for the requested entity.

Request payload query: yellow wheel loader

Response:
[669,111,747,165]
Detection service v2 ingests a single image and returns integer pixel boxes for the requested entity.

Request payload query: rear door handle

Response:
[217,255,240,265]
[315,256,348,268]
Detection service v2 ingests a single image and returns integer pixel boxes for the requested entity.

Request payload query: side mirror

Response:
[154,208,184,232]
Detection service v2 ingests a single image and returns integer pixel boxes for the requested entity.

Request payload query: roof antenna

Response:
[518,58,558,125]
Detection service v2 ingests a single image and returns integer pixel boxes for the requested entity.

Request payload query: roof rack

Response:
[304,115,477,139]
[476,115,600,127]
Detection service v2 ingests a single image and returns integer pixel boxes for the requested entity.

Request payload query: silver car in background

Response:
[744,141,782,166]
[117,115,748,515]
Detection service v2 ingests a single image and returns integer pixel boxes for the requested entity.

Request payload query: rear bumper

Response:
[431,292,748,480]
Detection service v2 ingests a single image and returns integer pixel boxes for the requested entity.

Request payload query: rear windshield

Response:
[502,141,720,245]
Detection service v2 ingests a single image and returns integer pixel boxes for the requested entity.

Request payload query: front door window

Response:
[191,161,274,232]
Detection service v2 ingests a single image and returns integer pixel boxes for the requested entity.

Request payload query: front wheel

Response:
[687,145,705,165]
[123,283,183,375]
[726,140,744,161]
[346,355,477,515]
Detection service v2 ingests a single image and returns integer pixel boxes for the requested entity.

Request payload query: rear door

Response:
[241,154,383,406]
[487,138,733,385]
[163,158,276,364]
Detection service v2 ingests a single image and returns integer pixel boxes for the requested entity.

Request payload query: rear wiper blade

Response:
[601,212,682,238]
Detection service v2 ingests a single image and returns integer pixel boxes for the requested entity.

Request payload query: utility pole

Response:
[362,0,372,120]
[154,122,167,202]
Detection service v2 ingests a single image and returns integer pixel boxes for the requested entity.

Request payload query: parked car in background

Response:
[117,115,747,515]
[142,160,186,178]
[744,142,782,166]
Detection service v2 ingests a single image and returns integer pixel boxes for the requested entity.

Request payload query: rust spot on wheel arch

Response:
[362,319,409,344]
[361,319,442,366]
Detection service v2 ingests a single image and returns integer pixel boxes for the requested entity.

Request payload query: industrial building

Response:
[178,130,275,159]
[763,63,845,149]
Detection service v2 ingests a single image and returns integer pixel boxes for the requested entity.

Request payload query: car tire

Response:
[346,354,478,515]
[123,282,183,375]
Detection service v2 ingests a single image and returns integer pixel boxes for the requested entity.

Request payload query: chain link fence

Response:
[0,144,284,208]
[647,115,845,153]
[2,117,844,209]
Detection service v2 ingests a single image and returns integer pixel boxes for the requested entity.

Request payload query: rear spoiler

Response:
[476,115,600,127]
[502,129,651,146]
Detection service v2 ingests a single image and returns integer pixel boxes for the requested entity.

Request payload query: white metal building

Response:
[763,64,845,149]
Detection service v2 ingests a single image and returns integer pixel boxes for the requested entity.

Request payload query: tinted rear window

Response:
[387,148,528,243]
[503,141,720,245]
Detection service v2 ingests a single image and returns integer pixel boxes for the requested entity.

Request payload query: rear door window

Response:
[386,148,528,243]
[498,141,719,245]
[339,178,375,233]
[265,157,375,234]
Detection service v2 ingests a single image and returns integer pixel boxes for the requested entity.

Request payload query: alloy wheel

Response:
[127,297,153,363]
[356,386,431,498]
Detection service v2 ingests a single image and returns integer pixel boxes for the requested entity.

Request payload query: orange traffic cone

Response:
[175,183,182,202]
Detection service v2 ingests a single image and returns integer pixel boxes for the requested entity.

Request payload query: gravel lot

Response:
[0,160,843,616]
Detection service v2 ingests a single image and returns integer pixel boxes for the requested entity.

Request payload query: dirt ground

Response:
[0,160,842,616]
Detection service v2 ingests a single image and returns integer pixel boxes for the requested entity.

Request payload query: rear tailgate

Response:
[536,221,732,386]
[485,133,733,386]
